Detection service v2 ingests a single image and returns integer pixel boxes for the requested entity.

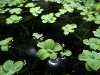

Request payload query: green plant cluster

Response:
[41,13,56,23]
[62,24,77,35]
[79,50,100,71]
[32,32,43,39]
[79,0,100,24]
[93,26,100,38]
[1,0,100,73]
[79,23,100,71]
[0,0,44,24]
[0,37,13,51]
[0,60,23,75]
[37,39,72,60]
[25,2,43,17]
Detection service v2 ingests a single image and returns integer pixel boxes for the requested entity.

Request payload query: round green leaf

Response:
[63,50,72,56]
[38,49,47,58]
[37,42,44,49]
[50,52,57,60]
[3,60,14,72]
[0,66,6,75]
[79,54,88,61]
[85,62,94,71]
[0,37,13,46]
[87,58,100,70]
[53,43,62,51]
[40,52,50,60]
[44,39,55,49]
[13,61,23,72]
[1,45,8,51]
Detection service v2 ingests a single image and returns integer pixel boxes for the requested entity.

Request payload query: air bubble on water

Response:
[72,70,76,73]
[33,37,36,39]
[62,43,65,47]
[9,46,11,48]
[12,40,14,42]
[23,59,27,66]
[40,37,44,41]
[16,72,19,74]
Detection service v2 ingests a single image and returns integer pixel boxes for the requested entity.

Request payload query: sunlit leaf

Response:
[63,50,72,56]
[44,39,55,50]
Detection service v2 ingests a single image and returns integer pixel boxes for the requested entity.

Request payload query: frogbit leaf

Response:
[25,3,36,7]
[87,58,100,70]
[41,13,56,23]
[37,39,63,60]
[53,43,62,51]
[79,50,100,71]
[3,60,14,72]
[9,8,22,14]
[85,62,94,71]
[38,49,50,60]
[37,42,44,49]
[13,61,23,72]
[6,15,22,24]
[32,32,43,39]
[1,60,24,75]
[44,39,55,49]
[79,53,88,61]
[30,7,43,16]
[0,66,6,75]
[83,38,100,50]
[62,24,77,35]
[1,45,8,51]
[63,49,72,56]
[93,27,100,38]
[0,37,13,46]
[50,52,57,60]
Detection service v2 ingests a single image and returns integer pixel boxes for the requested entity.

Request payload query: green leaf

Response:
[3,60,14,72]
[1,45,8,51]
[62,24,77,35]
[93,28,100,38]
[37,42,44,49]
[83,50,92,56]
[60,51,65,57]
[85,62,94,71]
[85,0,94,6]
[6,15,22,24]
[39,51,50,60]
[38,49,47,58]
[50,52,57,60]
[41,13,56,23]
[6,68,16,75]
[79,53,88,61]
[83,39,90,45]
[63,50,72,56]
[30,7,43,17]
[94,2,100,11]
[83,38,100,50]
[9,8,22,14]
[44,39,55,49]
[55,12,61,17]
[53,43,62,51]
[92,51,100,60]
[0,66,6,75]
[87,58,100,70]
[32,32,43,39]
[25,3,36,7]
[0,37,13,46]
[13,61,23,72]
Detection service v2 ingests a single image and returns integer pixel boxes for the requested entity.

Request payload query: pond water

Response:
[0,1,100,75]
